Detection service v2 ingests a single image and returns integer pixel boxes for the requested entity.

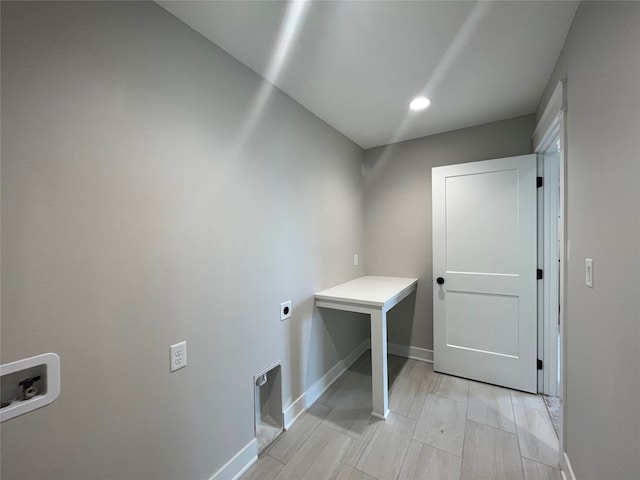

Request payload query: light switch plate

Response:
[585,258,593,288]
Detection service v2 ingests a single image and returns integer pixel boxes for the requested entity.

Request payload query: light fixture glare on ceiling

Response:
[409,96,431,111]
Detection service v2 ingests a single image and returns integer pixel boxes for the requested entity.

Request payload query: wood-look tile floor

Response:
[240,352,561,480]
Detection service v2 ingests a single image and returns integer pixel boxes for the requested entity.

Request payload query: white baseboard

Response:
[283,339,370,429]
[387,342,433,363]
[213,339,432,480]
[561,451,576,480]
[208,438,257,480]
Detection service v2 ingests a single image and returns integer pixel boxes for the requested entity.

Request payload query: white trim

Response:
[282,392,307,431]
[208,439,257,480]
[283,339,370,429]
[387,342,433,363]
[533,78,567,462]
[561,452,577,480]
[536,154,545,393]
[533,80,565,149]
[542,151,560,397]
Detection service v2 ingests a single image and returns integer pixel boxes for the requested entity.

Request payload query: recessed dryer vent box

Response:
[254,362,283,452]
[1,353,61,423]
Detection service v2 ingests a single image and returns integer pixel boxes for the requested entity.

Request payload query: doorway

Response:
[538,142,561,398]
[432,154,538,393]
[532,80,566,458]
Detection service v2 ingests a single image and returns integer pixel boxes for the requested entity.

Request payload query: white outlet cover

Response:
[170,341,187,372]
[280,301,292,321]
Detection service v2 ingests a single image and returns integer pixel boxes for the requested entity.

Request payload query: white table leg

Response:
[370,309,389,419]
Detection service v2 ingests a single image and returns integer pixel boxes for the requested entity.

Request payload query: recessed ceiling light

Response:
[409,96,431,111]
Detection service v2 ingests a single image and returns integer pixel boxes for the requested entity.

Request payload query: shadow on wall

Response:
[309,307,369,384]
[386,289,419,347]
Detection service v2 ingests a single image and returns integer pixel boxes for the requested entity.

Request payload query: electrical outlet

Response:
[170,341,187,372]
[280,301,292,321]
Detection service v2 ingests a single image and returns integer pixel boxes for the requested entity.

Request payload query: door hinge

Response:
[537,359,543,370]
[537,268,543,280]
[537,177,543,188]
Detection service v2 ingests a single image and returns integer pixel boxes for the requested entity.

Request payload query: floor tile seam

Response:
[407,382,433,418]
[453,395,470,462]
[262,452,286,467]
[366,411,417,439]
[513,399,554,420]
[505,404,529,480]
[463,419,521,449]
[410,436,464,459]
[509,391,530,463]
[385,408,416,422]
[459,408,470,475]
[342,453,358,471]
[315,401,336,417]
[344,413,417,479]
[432,397,469,460]
[277,417,338,464]
[520,452,561,470]
[398,419,420,446]
[512,402,559,447]
[536,399,557,427]
[349,464,377,480]
[320,418,364,441]
[464,414,518,436]
[391,443,412,480]
[388,406,420,421]
[430,390,469,406]
[521,456,562,472]
[316,399,336,409]
[463,419,526,480]
[411,391,467,457]
[391,374,434,392]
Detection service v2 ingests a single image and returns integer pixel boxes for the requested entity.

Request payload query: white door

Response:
[432,154,537,393]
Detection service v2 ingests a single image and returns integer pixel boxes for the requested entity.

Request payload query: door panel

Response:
[446,291,519,357]
[433,154,537,393]
[445,170,519,274]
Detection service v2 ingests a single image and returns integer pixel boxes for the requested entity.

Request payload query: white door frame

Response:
[532,80,566,461]
[540,150,560,397]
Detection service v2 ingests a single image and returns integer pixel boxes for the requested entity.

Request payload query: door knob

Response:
[436,277,445,285]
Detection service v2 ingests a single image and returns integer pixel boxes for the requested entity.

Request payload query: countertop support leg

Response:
[370,308,389,419]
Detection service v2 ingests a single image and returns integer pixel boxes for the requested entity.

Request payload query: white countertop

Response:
[315,275,418,309]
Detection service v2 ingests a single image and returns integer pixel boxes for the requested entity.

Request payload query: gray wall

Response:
[1,2,368,479]
[362,115,534,351]
[536,2,640,478]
